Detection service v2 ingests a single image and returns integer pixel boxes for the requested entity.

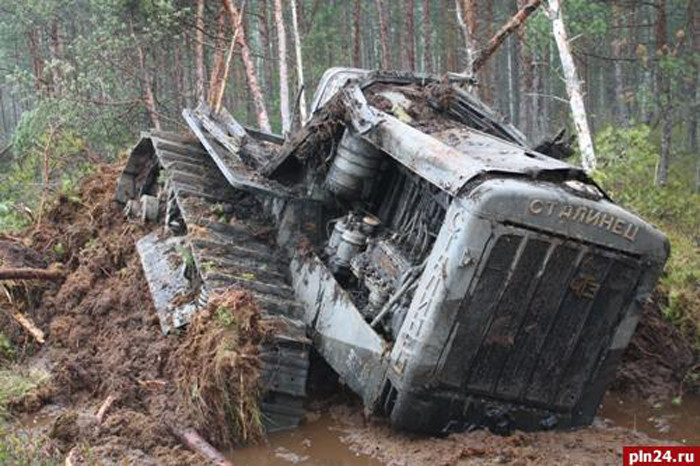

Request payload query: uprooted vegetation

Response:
[173,291,271,448]
[0,163,269,464]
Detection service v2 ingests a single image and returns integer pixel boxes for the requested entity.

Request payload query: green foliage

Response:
[0,366,49,419]
[593,125,699,234]
[593,125,699,340]
[215,306,236,328]
[0,334,15,363]
[0,100,93,233]
[0,425,62,466]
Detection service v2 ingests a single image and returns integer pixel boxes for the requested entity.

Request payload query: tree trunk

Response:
[611,0,627,126]
[405,0,416,70]
[174,43,185,110]
[273,0,291,134]
[376,0,390,69]
[687,0,697,155]
[130,20,161,130]
[26,29,46,95]
[290,0,307,123]
[655,0,670,186]
[208,7,228,107]
[472,0,542,73]
[481,0,494,103]
[455,0,477,77]
[0,268,64,281]
[547,0,596,173]
[517,0,534,136]
[423,0,432,72]
[49,20,63,95]
[222,0,272,132]
[259,0,274,97]
[353,0,361,67]
[213,18,242,113]
[0,87,7,136]
[195,0,206,102]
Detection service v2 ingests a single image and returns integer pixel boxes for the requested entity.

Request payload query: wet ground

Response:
[231,393,700,465]
[232,416,382,466]
[599,393,700,444]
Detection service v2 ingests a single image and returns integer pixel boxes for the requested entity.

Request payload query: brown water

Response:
[231,394,700,465]
[230,416,382,466]
[17,394,700,465]
[599,393,700,444]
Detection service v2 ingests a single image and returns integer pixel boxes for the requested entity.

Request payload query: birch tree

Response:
[290,0,307,124]
[273,0,291,134]
[455,0,477,78]
[547,0,596,173]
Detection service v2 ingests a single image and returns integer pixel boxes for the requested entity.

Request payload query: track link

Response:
[123,131,310,432]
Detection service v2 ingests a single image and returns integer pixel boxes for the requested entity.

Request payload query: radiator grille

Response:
[439,229,642,410]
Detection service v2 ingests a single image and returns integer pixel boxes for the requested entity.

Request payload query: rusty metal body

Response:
[117,68,668,436]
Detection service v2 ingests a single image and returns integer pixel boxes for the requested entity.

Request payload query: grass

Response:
[0,365,60,466]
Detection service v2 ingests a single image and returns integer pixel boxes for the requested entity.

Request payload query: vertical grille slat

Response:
[524,253,612,405]
[466,238,551,393]
[553,261,642,408]
[437,226,643,415]
[494,243,582,399]
[437,234,522,387]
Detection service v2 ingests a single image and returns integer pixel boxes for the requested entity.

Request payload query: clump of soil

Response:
[173,290,270,448]
[612,292,699,400]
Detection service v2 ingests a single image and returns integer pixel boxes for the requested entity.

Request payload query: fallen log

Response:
[11,312,45,344]
[0,267,64,281]
[96,395,116,423]
[169,424,234,466]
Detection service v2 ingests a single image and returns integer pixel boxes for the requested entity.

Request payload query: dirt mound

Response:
[173,290,270,448]
[0,164,197,464]
[0,163,273,464]
[612,293,699,400]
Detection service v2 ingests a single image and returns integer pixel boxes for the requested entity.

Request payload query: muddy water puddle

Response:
[600,393,700,444]
[230,416,381,466]
[232,394,700,465]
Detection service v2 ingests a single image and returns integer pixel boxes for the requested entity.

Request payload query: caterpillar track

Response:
[116,130,310,432]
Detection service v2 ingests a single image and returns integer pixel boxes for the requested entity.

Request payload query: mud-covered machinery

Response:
[116,69,668,435]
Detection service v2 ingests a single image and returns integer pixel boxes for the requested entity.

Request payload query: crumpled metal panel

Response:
[136,231,199,334]
[291,251,387,405]
[182,108,297,199]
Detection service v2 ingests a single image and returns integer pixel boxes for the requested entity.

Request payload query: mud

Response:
[1,164,198,464]
[612,292,698,401]
[0,161,697,465]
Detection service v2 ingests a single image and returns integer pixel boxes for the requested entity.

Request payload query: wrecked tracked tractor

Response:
[116,69,668,435]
